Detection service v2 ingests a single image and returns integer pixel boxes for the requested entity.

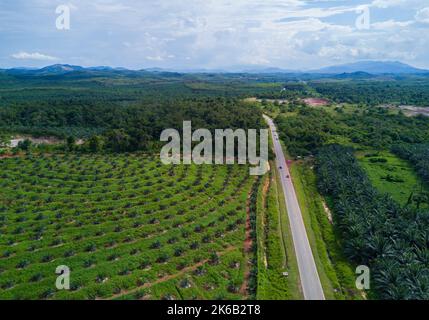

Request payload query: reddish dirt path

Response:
[260,176,271,268]
[302,98,329,107]
[0,154,19,159]
[240,175,270,297]
[243,193,253,254]
[105,246,237,300]
[239,190,253,297]
[262,177,270,207]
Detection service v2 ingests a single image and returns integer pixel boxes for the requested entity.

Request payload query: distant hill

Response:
[5,64,83,75]
[3,61,429,76]
[154,66,299,74]
[311,61,428,75]
[40,64,84,73]
[87,66,129,71]
[154,61,427,74]
[5,64,129,76]
[238,67,298,74]
[331,71,377,79]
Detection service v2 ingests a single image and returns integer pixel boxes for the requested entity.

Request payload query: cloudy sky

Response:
[1,0,429,70]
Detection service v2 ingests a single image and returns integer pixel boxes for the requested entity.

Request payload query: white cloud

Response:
[146,55,163,61]
[2,0,429,69]
[92,3,131,13]
[11,51,59,61]
[371,0,407,9]
[277,5,356,20]
[318,45,377,60]
[415,7,429,23]
[372,20,414,30]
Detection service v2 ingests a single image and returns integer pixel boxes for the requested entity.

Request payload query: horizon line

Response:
[1,59,429,73]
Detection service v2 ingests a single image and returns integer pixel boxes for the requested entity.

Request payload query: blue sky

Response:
[1,0,429,69]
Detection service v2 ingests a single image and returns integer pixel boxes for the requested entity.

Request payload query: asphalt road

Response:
[264,115,325,300]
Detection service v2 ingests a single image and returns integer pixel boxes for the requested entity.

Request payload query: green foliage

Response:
[0,154,253,300]
[357,151,426,206]
[316,145,429,300]
[275,104,429,157]
[16,139,32,151]
[392,143,429,185]
[290,162,361,300]
[87,135,104,153]
[309,78,429,106]
[66,136,76,152]
[368,158,387,163]
[275,106,345,156]
[0,72,265,155]
[0,133,10,148]
[256,172,298,299]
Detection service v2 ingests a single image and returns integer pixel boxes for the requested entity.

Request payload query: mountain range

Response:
[310,61,427,74]
[1,61,428,76]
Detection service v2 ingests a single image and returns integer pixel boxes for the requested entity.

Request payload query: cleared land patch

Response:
[356,150,427,206]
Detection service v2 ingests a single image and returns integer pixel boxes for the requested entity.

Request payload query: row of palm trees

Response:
[316,144,429,299]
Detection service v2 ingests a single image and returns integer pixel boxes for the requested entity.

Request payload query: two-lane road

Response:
[264,114,325,300]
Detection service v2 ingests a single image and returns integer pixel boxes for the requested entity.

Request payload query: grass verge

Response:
[256,163,302,299]
[289,161,362,300]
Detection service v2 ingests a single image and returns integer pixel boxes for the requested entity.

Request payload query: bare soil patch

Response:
[302,98,329,107]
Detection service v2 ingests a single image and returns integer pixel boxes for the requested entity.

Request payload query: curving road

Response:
[264,114,325,300]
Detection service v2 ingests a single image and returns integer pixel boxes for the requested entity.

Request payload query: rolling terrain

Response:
[1,66,429,300]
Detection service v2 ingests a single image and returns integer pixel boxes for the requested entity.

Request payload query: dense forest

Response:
[1,71,429,153]
[309,77,429,106]
[316,144,429,299]
[275,104,429,157]
[0,97,263,152]
[0,72,268,152]
[252,75,429,106]
[275,107,344,156]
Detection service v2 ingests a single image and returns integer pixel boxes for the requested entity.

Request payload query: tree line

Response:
[316,144,429,299]
[1,97,263,153]
[275,104,429,157]
[310,79,429,106]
